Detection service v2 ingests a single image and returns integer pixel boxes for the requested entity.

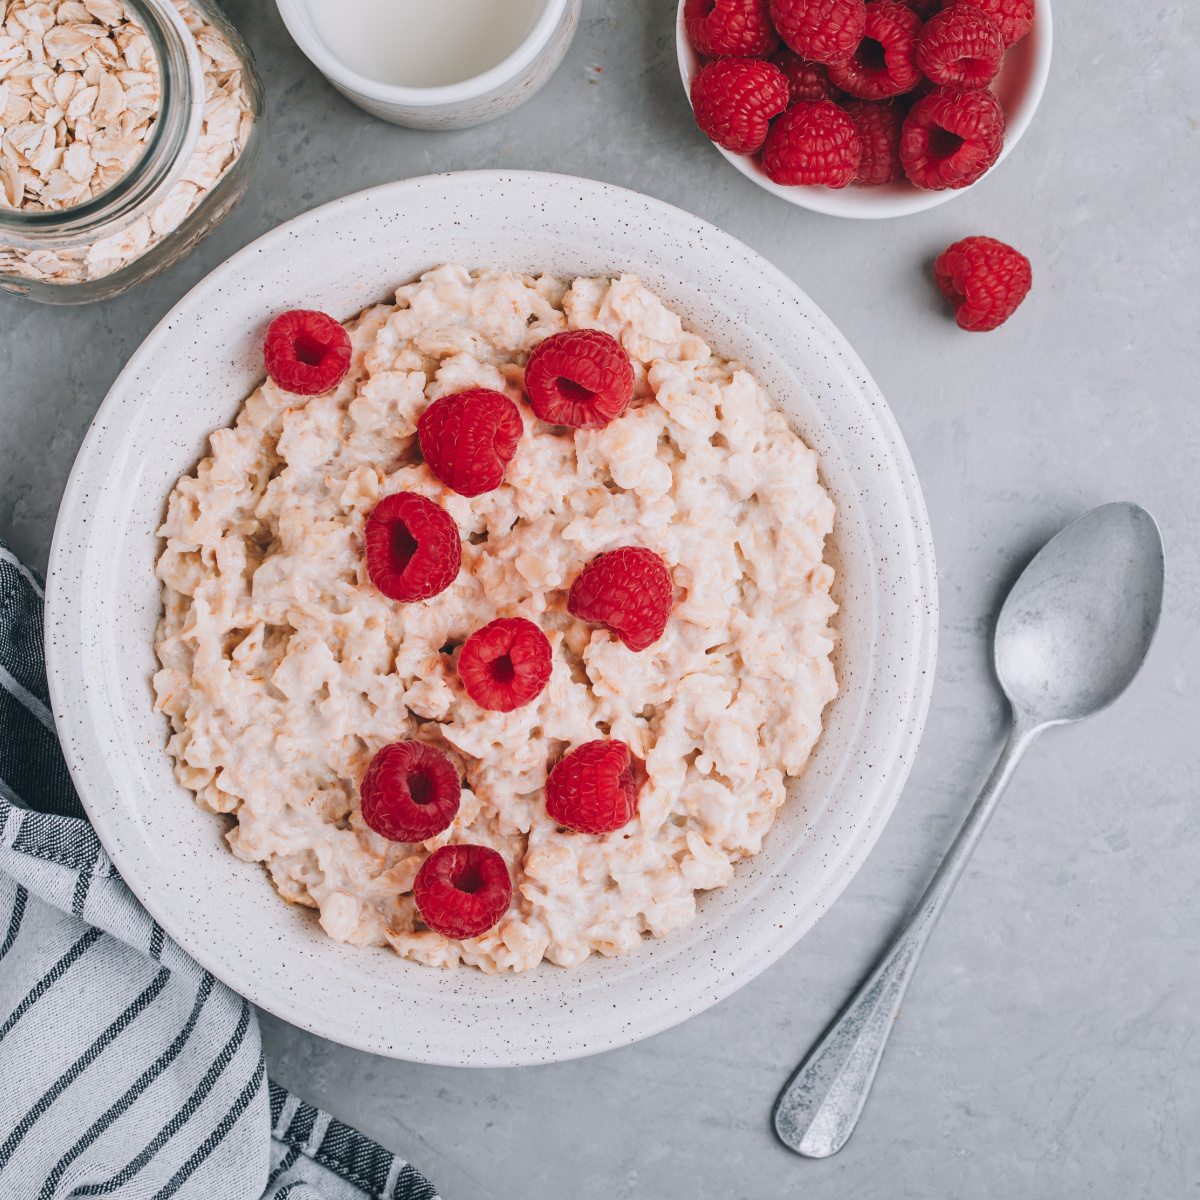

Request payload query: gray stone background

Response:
[2,1,1197,1196]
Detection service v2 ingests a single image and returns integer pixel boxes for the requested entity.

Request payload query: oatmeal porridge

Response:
[153,265,839,973]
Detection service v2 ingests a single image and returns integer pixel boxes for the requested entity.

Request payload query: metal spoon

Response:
[774,501,1165,1159]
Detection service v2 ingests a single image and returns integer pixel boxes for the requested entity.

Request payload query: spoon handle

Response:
[773,715,1040,1158]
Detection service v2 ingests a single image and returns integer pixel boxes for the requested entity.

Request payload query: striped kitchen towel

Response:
[0,540,439,1200]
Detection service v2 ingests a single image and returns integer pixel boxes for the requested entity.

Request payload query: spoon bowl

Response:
[996,502,1165,726]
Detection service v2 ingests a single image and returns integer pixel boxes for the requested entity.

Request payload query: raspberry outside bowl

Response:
[45,171,936,1066]
[676,0,1052,218]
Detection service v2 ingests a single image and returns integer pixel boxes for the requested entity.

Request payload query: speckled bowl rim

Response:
[675,0,1054,219]
[45,170,937,1066]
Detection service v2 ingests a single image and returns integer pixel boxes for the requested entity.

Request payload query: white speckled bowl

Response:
[45,171,937,1066]
[676,0,1054,219]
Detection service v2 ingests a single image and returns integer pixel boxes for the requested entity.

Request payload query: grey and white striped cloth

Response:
[0,541,439,1200]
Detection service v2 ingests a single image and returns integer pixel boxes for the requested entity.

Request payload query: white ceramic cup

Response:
[275,0,581,129]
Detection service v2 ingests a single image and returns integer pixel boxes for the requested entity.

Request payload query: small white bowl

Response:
[45,171,937,1066]
[676,0,1053,219]
[276,0,581,130]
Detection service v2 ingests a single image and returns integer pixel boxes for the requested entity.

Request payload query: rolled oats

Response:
[0,0,254,285]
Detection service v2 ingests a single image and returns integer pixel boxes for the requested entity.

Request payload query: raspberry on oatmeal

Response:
[567,547,674,653]
[414,844,513,940]
[545,740,642,835]
[523,328,636,429]
[264,310,353,397]
[360,740,462,843]
[417,386,524,496]
[364,492,461,603]
[457,617,553,712]
[153,266,839,973]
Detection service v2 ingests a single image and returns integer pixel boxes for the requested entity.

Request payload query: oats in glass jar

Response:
[0,0,260,294]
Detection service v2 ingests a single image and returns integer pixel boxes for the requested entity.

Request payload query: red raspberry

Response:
[915,4,1004,89]
[899,86,1004,189]
[769,0,867,66]
[934,235,1031,331]
[458,617,552,711]
[524,329,636,429]
[417,387,523,498]
[828,1,922,99]
[365,492,460,603]
[942,0,1031,46]
[688,57,791,156]
[262,310,351,397]
[413,844,512,940]
[843,98,905,183]
[761,100,862,188]
[360,741,461,843]
[545,740,641,835]
[769,48,843,103]
[685,0,780,57]
[568,547,673,652]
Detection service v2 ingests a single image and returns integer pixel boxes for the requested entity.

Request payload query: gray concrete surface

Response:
[3,2,1197,1197]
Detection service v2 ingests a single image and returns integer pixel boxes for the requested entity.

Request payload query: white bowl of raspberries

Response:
[677,0,1052,217]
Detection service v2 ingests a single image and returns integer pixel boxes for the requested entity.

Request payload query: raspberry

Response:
[364,492,460,603]
[360,741,461,843]
[688,57,791,157]
[761,100,863,188]
[685,0,780,57]
[417,387,523,498]
[843,98,905,183]
[458,617,552,711]
[934,235,1031,331]
[413,844,512,940]
[524,329,636,429]
[915,4,1004,89]
[942,0,1031,46]
[568,547,673,652]
[769,48,842,103]
[545,740,641,835]
[828,1,922,99]
[899,86,1004,189]
[262,310,352,397]
[769,0,868,66]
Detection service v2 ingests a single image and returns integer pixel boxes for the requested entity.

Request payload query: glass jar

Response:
[0,0,263,304]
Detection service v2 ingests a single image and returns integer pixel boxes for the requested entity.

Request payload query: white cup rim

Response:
[275,0,567,106]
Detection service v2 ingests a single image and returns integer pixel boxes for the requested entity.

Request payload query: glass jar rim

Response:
[0,0,206,248]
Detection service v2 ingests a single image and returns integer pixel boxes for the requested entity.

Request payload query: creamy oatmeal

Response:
[153,266,839,972]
